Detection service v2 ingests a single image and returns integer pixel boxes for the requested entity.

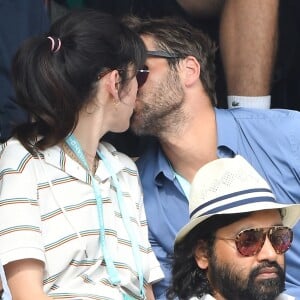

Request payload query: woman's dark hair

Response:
[167,212,251,300]
[11,9,146,153]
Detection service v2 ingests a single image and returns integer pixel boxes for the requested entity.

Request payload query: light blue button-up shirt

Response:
[137,108,300,300]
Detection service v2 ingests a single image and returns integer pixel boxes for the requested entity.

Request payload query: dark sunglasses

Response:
[98,68,147,89]
[135,51,180,88]
[217,226,293,257]
[136,66,150,88]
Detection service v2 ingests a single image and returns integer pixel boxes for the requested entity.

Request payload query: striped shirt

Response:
[0,138,163,299]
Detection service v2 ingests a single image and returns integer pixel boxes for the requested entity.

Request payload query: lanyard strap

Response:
[98,150,144,298]
[65,135,144,298]
[66,135,120,285]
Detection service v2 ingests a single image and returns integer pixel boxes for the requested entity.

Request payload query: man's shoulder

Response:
[227,107,300,121]
[217,108,300,135]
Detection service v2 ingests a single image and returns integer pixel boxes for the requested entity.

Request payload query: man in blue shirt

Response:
[130,17,300,300]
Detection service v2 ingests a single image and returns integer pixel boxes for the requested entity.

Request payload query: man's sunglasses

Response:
[136,50,180,88]
[98,67,148,89]
[216,226,293,257]
[136,66,149,88]
[147,50,180,59]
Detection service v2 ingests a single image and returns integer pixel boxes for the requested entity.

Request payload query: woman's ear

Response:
[182,55,200,87]
[106,69,120,100]
[194,240,209,270]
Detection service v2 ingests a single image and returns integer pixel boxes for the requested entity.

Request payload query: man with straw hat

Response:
[167,155,300,300]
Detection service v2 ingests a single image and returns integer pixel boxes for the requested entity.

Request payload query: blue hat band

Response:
[190,188,275,218]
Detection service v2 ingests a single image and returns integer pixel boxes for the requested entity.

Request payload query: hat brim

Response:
[175,201,300,245]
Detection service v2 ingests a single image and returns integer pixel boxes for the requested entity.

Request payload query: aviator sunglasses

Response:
[216,226,293,257]
[136,50,180,88]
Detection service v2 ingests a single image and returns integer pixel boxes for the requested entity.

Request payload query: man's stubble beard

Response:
[131,71,186,138]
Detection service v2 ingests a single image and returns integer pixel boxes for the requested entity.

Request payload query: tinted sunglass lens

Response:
[236,229,265,256]
[136,67,149,88]
[269,227,293,254]
[236,226,293,257]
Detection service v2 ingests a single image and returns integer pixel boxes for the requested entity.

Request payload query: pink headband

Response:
[47,36,61,53]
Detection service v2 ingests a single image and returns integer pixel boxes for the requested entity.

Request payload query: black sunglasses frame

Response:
[147,50,180,59]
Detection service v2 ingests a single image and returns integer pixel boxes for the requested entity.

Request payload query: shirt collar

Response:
[42,142,123,183]
[151,108,239,184]
[97,142,124,181]
[156,145,176,182]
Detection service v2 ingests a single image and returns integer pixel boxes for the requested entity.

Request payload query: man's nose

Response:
[256,236,278,261]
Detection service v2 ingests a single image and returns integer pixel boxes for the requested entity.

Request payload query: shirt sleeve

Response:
[0,143,45,265]
[138,188,164,284]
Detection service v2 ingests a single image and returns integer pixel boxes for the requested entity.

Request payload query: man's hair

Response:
[125,15,218,106]
[167,213,250,300]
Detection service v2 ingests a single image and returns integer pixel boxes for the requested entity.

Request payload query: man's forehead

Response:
[140,34,156,51]
[220,210,283,233]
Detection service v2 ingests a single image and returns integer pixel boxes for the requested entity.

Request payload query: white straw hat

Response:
[175,155,300,244]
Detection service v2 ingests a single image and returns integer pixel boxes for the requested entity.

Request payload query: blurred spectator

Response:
[177,0,279,109]
[0,0,50,143]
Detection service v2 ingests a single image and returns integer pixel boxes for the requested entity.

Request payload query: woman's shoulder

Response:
[0,138,34,169]
[100,141,137,170]
[99,142,141,197]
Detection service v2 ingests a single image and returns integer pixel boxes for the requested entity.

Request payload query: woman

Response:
[0,9,162,300]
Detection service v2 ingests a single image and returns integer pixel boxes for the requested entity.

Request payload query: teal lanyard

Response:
[65,135,145,299]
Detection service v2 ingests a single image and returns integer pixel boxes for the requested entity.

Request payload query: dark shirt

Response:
[0,0,49,142]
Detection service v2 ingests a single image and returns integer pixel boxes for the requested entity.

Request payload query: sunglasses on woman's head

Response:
[216,226,293,257]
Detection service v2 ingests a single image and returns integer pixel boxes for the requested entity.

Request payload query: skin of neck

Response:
[72,103,107,170]
[161,95,217,182]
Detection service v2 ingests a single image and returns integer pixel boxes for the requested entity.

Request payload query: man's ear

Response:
[182,55,200,87]
[194,240,209,269]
